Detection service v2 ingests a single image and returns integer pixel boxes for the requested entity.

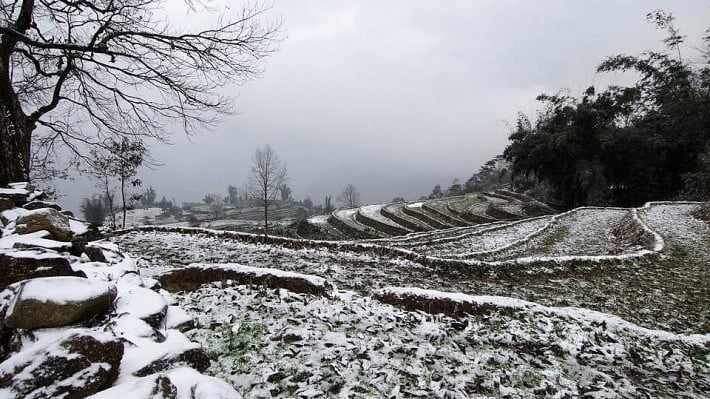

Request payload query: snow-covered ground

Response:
[109,201,709,397]
[409,216,552,257]
[358,204,411,231]
[175,282,708,398]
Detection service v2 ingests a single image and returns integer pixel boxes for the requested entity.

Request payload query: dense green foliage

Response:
[504,12,709,208]
[80,195,108,225]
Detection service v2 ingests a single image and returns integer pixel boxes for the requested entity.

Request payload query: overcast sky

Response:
[59,0,709,212]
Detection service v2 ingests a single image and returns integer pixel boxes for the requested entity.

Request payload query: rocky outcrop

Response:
[0,332,124,398]
[23,200,61,211]
[4,277,117,329]
[0,198,13,213]
[134,347,210,377]
[115,286,168,329]
[0,251,78,291]
[15,208,72,241]
[159,264,335,297]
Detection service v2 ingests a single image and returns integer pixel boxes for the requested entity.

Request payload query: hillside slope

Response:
[112,201,710,397]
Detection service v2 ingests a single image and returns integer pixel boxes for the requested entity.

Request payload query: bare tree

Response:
[0,1,280,186]
[337,184,361,208]
[85,137,146,228]
[248,144,287,233]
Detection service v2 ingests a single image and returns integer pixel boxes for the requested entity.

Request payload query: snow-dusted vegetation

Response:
[104,200,710,397]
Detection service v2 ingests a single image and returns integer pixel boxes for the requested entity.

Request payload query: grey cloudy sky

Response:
[60,0,709,212]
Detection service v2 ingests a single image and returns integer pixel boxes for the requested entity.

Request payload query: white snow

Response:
[68,218,89,235]
[0,187,28,195]
[358,204,412,231]
[376,286,710,345]
[306,214,329,225]
[115,286,167,321]
[118,330,202,379]
[0,230,68,250]
[9,276,116,305]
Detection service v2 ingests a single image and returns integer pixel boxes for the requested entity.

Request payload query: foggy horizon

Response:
[55,0,710,213]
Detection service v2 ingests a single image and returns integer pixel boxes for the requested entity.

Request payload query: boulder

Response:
[0,198,13,213]
[165,306,195,333]
[0,332,123,398]
[15,208,72,241]
[0,187,30,206]
[4,277,117,329]
[0,251,78,291]
[22,200,61,211]
[69,226,106,257]
[83,245,108,262]
[86,373,177,399]
[115,286,168,329]
[134,347,210,377]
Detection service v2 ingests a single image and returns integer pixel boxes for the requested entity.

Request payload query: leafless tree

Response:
[0,0,281,186]
[337,184,361,208]
[85,137,146,228]
[248,144,286,233]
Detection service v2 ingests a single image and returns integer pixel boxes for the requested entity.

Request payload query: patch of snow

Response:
[307,215,329,225]
[9,277,116,305]
[0,230,69,250]
[68,218,89,235]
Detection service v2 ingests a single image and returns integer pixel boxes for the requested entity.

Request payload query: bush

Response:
[80,195,107,225]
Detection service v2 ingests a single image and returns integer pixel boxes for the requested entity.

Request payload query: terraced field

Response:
[323,191,553,239]
[113,201,709,398]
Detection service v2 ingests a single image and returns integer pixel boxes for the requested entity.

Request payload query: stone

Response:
[134,347,210,377]
[0,332,123,398]
[115,286,168,329]
[87,373,177,399]
[4,277,118,329]
[22,200,61,211]
[83,245,108,262]
[165,306,195,333]
[0,251,78,291]
[69,227,105,257]
[15,208,72,241]
[0,198,13,213]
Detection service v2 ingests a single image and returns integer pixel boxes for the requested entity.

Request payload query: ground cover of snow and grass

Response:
[447,194,484,213]
[401,216,553,258]
[111,201,709,397]
[381,203,435,231]
[358,204,412,233]
[331,208,384,237]
[478,208,630,262]
[171,282,708,398]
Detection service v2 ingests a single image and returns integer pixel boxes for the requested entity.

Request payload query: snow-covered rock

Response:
[4,276,117,329]
[15,208,72,241]
[0,330,123,398]
[159,263,335,297]
[0,250,78,291]
[86,373,176,399]
[121,331,209,377]
[115,286,168,329]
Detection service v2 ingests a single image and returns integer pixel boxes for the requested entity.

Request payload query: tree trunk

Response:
[121,176,127,228]
[0,96,32,187]
[263,194,268,235]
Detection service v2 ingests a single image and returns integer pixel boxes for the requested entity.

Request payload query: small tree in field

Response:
[337,184,361,208]
[86,137,146,228]
[248,144,287,233]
